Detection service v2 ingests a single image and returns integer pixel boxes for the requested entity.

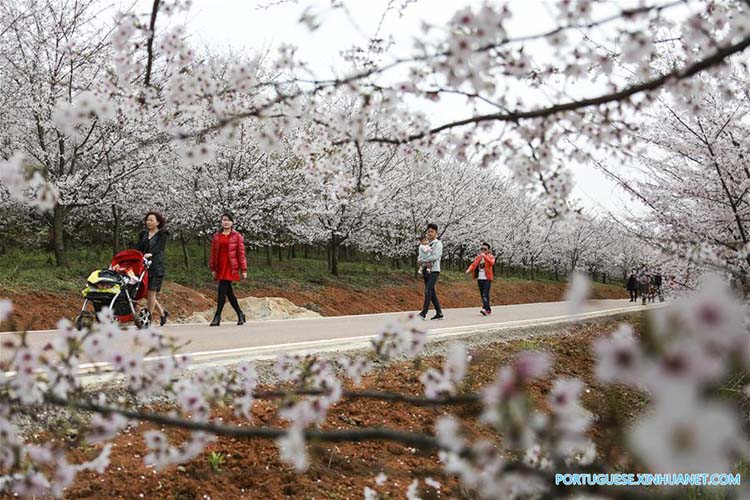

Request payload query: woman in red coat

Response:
[465,242,496,316]
[209,213,248,326]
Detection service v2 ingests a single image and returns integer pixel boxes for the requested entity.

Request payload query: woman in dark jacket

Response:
[625,272,637,302]
[208,212,247,327]
[136,211,169,325]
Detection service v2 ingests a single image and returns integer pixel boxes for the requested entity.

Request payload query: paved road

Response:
[2,299,651,368]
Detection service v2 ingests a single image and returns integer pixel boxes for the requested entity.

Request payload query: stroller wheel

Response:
[75,311,95,331]
[135,308,152,330]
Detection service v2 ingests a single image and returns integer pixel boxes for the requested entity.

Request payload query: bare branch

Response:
[46,394,444,451]
[143,0,160,87]
[253,388,481,407]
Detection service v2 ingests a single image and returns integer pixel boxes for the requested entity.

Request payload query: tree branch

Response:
[45,394,445,451]
[368,34,750,144]
[143,0,160,87]
[253,388,481,407]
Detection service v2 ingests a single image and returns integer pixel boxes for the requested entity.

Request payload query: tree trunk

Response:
[277,246,283,261]
[303,245,309,259]
[290,245,296,259]
[266,246,272,267]
[180,235,190,268]
[329,235,339,276]
[52,203,67,267]
[202,238,208,267]
[111,205,122,256]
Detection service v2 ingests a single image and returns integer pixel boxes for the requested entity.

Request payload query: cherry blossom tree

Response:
[361,157,507,269]
[610,69,750,295]
[106,0,750,215]
[0,0,161,266]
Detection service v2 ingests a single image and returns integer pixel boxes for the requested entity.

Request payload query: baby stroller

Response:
[75,249,153,330]
[636,271,651,306]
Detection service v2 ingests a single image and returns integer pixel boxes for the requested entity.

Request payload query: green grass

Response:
[207,451,225,473]
[0,247,109,293]
[514,339,542,351]
[0,245,462,293]
[0,244,626,296]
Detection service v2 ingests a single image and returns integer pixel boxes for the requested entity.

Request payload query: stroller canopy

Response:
[112,250,146,274]
[111,249,148,301]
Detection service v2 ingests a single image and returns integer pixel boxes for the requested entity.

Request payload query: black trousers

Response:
[478,279,492,311]
[216,280,242,315]
[421,271,442,315]
[629,289,637,301]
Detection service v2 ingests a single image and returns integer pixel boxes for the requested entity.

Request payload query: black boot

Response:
[237,311,246,326]
[210,313,221,327]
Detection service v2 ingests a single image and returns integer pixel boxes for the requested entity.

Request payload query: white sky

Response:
[126,0,646,216]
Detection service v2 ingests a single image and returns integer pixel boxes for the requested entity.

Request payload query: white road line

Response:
[1,304,655,381]
[62,304,655,374]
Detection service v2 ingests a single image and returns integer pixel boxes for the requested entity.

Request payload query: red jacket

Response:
[466,253,496,281]
[209,230,247,276]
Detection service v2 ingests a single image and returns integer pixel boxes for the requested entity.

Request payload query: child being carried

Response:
[418,235,433,275]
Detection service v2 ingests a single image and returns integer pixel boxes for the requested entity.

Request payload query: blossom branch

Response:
[368,34,750,144]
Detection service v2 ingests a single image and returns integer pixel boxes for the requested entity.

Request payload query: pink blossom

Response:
[593,324,645,385]
[548,378,584,415]
[0,299,12,323]
[563,271,591,313]
[51,460,76,498]
[337,356,373,385]
[277,427,308,472]
[10,472,51,498]
[87,413,129,444]
[629,389,743,474]
[514,351,551,381]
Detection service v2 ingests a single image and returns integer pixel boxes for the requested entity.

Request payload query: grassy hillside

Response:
[0,245,622,294]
